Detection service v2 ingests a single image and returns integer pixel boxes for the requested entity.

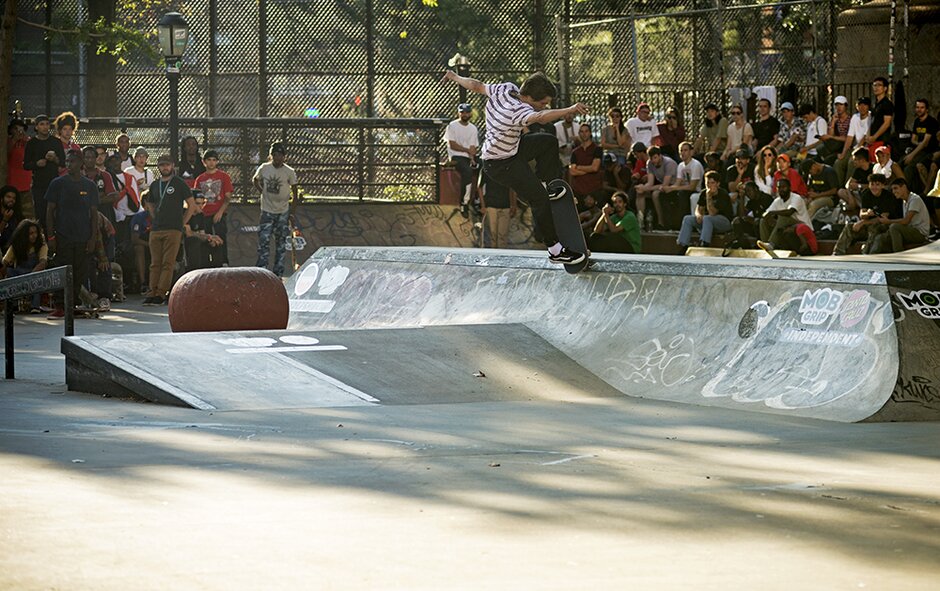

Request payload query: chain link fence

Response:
[14,0,917,124]
[74,117,444,202]
[561,0,846,130]
[15,0,928,199]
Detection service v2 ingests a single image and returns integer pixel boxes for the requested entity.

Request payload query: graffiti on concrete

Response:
[225,202,538,268]
[892,375,940,409]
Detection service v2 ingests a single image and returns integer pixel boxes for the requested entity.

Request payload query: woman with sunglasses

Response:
[656,107,685,160]
[722,105,753,166]
[601,108,631,166]
[754,145,778,195]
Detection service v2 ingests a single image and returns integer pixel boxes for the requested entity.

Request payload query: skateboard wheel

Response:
[169,267,289,333]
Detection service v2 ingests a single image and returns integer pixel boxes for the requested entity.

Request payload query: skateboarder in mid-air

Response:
[442,69,589,264]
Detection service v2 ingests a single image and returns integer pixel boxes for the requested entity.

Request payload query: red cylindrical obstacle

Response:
[168,267,289,332]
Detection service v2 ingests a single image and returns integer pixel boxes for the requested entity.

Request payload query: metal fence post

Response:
[358,127,366,201]
[4,299,13,379]
[209,0,218,116]
[554,14,568,104]
[259,0,268,118]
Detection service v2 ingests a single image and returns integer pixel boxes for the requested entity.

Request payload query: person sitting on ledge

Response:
[676,170,733,253]
[588,191,640,254]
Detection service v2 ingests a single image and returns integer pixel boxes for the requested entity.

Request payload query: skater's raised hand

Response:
[568,103,589,117]
[441,70,458,84]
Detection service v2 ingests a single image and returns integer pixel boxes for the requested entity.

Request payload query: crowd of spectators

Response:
[524,76,940,255]
[2,110,300,318]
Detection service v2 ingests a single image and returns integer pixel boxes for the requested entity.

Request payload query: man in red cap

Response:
[772,153,808,197]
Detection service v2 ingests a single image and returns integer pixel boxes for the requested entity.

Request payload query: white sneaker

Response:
[547,184,568,201]
[97,298,111,312]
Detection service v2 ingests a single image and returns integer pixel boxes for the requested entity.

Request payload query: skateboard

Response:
[75,307,103,319]
[547,179,591,274]
[286,215,308,272]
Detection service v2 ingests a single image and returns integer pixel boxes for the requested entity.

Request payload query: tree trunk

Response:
[0,0,17,185]
[87,0,117,116]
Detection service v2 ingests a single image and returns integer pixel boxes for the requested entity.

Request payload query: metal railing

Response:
[1,266,74,379]
[75,117,448,204]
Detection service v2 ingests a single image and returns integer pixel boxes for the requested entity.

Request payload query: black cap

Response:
[203,149,219,160]
[735,148,751,159]
[270,142,286,155]
[857,96,872,106]
[704,103,720,112]
[457,103,471,113]
[33,114,49,124]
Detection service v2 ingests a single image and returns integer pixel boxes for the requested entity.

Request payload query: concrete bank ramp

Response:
[63,324,623,410]
[284,246,940,423]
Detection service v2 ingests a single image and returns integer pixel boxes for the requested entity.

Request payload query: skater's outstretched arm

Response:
[441,70,486,96]
[526,103,589,126]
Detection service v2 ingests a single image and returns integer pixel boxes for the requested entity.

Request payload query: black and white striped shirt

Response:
[482,82,537,161]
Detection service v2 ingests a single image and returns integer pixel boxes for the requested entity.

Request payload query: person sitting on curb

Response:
[677,171,733,253]
[831,173,900,255]
[0,219,48,313]
[729,181,774,249]
[588,191,641,254]
[756,177,813,255]
[868,178,930,254]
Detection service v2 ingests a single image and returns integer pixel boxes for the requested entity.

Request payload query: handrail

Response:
[1,266,74,379]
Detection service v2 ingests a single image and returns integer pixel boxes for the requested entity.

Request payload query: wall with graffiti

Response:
[225,202,539,269]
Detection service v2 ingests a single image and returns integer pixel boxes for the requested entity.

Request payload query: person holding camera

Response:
[831,173,899,255]
[588,191,640,254]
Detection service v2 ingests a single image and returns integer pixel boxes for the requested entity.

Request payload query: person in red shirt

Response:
[54,112,81,153]
[568,123,604,203]
[772,153,809,197]
[6,119,32,204]
[194,149,233,266]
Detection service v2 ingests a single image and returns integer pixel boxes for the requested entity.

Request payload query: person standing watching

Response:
[252,142,299,277]
[194,150,234,266]
[7,119,32,210]
[444,103,480,214]
[865,77,894,157]
[23,115,65,232]
[143,154,194,305]
[902,99,939,194]
[751,98,780,155]
[45,150,99,318]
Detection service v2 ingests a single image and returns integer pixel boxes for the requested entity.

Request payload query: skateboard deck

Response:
[547,179,591,274]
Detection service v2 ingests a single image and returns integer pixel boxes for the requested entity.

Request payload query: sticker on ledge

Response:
[896,290,940,318]
[799,288,844,325]
[839,289,871,328]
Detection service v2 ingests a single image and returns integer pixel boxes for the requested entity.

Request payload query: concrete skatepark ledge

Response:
[64,244,940,423]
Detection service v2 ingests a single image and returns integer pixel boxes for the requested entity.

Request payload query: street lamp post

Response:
[448,53,472,104]
[157,12,190,163]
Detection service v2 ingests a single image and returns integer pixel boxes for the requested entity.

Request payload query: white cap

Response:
[780,101,794,111]
[834,95,848,105]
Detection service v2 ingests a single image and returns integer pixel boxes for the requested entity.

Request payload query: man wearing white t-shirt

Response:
[661,141,704,217]
[836,97,872,185]
[444,103,480,210]
[798,103,828,158]
[554,112,578,167]
[625,102,660,149]
[757,177,812,253]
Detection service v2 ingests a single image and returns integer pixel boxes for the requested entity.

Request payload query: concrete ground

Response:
[1,300,939,590]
